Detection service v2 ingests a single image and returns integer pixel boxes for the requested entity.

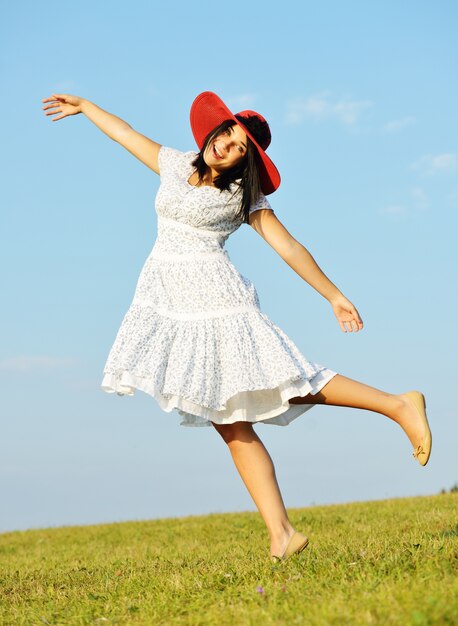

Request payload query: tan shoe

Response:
[271,531,309,563]
[406,391,432,466]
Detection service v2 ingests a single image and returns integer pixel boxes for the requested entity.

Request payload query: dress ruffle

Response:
[101,304,337,427]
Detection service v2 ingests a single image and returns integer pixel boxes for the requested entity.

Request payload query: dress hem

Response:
[101,368,338,427]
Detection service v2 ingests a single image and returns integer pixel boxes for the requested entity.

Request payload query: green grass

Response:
[1,494,457,625]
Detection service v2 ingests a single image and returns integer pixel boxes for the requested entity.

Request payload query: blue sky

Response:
[1,0,457,532]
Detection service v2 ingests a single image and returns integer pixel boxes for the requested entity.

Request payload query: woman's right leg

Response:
[211,420,297,558]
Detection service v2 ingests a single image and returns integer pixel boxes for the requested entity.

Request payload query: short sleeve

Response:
[248,192,273,214]
[158,145,186,177]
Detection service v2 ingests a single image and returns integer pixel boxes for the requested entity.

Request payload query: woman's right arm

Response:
[42,93,161,174]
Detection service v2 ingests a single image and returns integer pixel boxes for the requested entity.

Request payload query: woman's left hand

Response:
[331,295,364,333]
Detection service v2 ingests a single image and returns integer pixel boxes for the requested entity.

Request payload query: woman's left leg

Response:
[289,374,427,452]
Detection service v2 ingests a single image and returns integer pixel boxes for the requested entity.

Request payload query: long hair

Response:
[191,116,270,223]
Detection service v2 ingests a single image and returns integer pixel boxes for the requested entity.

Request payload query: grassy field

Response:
[1,493,457,625]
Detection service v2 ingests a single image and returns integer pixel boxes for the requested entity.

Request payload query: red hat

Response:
[190,91,281,195]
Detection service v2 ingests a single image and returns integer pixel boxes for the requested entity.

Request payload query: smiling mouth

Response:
[212,144,223,159]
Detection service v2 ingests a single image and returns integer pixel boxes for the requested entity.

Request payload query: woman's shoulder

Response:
[158,145,198,173]
[248,191,273,215]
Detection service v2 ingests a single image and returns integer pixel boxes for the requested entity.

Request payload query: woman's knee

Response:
[211,420,255,444]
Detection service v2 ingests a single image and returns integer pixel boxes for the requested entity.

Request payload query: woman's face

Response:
[204,124,248,173]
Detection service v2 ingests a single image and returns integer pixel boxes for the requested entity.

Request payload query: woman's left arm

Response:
[249,209,364,333]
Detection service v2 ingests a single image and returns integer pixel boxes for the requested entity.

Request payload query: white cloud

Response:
[410,153,458,174]
[50,80,78,93]
[383,116,416,132]
[379,187,430,218]
[411,186,429,210]
[379,204,407,216]
[225,94,257,110]
[285,92,372,125]
[0,356,76,372]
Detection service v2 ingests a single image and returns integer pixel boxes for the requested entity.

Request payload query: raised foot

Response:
[403,390,432,466]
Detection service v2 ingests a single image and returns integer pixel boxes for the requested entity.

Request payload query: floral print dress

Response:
[101,146,337,426]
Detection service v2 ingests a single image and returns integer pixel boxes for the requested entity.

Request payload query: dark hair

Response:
[191,115,270,223]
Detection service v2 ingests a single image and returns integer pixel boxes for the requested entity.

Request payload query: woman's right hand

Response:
[42,93,84,121]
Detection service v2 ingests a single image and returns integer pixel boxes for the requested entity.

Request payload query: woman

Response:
[41,91,432,562]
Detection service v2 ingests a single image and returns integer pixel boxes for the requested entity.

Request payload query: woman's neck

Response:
[190,169,217,188]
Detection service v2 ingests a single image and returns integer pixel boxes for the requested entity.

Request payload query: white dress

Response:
[101,146,337,426]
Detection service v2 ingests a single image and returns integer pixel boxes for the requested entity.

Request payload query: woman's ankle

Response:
[268,520,295,543]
